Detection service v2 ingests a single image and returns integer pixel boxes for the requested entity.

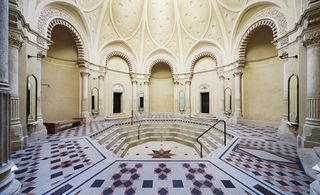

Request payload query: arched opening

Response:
[42,25,80,121]
[105,56,132,117]
[149,63,174,112]
[190,57,217,116]
[242,26,283,122]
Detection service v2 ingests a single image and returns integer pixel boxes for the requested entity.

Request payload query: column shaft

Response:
[185,81,191,116]
[303,32,320,147]
[219,75,225,118]
[174,81,179,113]
[144,81,149,113]
[8,34,25,150]
[132,80,137,112]
[98,75,104,115]
[233,69,242,123]
[0,0,21,193]
[81,70,90,119]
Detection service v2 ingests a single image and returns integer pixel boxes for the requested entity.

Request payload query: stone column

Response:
[185,80,191,116]
[80,68,90,121]
[98,74,104,116]
[174,80,179,113]
[233,68,243,123]
[302,31,320,147]
[0,0,21,193]
[8,33,26,150]
[219,75,225,118]
[132,79,137,112]
[144,80,149,113]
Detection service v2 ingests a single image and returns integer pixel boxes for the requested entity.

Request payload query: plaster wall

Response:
[41,26,80,121]
[149,63,174,112]
[243,26,282,122]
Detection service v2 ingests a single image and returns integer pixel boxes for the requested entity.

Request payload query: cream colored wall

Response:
[243,26,283,122]
[149,63,174,112]
[42,26,80,121]
[190,57,218,116]
[105,56,132,117]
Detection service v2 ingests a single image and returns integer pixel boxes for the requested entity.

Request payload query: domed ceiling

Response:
[68,0,286,63]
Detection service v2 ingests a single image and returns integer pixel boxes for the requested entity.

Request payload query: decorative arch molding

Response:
[47,18,85,59]
[236,7,287,60]
[189,51,217,73]
[105,51,133,73]
[147,57,176,75]
[37,7,89,59]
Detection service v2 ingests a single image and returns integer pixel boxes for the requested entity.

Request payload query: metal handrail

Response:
[196,120,226,158]
[131,110,142,140]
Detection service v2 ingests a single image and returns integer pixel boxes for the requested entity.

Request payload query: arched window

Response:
[288,74,299,125]
[27,75,37,124]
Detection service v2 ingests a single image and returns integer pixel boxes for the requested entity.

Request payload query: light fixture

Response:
[27,53,45,59]
[279,53,298,59]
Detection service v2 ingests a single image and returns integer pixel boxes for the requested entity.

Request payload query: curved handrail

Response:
[196,120,226,158]
[131,110,142,140]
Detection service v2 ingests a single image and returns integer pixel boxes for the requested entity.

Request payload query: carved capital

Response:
[233,68,243,77]
[8,34,22,49]
[80,68,90,77]
[98,74,105,80]
[304,31,320,47]
[218,75,225,80]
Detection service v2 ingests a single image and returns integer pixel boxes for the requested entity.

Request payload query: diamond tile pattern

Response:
[221,138,312,195]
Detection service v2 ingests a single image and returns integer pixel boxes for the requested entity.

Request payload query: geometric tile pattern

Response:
[75,161,253,195]
[220,138,312,195]
[102,163,143,195]
[10,116,310,194]
[183,163,224,195]
[11,137,106,194]
[155,163,171,180]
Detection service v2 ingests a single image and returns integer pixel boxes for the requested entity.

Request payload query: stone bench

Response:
[44,120,81,134]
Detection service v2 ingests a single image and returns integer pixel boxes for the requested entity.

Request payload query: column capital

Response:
[303,31,320,47]
[80,68,90,77]
[218,74,225,80]
[131,79,138,84]
[8,33,22,49]
[185,80,191,85]
[233,68,243,77]
[98,74,105,79]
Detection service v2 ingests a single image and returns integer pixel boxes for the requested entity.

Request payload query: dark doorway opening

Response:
[113,92,122,113]
[201,92,209,113]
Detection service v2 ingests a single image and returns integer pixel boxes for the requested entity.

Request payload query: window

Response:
[91,88,99,113]
[201,92,209,113]
[288,74,299,124]
[27,75,37,124]
[113,92,122,113]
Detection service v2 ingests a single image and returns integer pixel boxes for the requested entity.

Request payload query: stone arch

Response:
[148,58,176,75]
[189,51,217,73]
[47,18,85,59]
[37,7,89,59]
[238,19,277,59]
[105,51,133,73]
[236,7,287,60]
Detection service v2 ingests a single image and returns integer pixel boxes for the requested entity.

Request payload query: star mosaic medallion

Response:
[148,148,175,158]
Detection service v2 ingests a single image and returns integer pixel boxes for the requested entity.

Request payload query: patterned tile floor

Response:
[11,116,311,194]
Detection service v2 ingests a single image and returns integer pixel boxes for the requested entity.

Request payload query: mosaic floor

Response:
[11,117,311,194]
[124,141,199,159]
